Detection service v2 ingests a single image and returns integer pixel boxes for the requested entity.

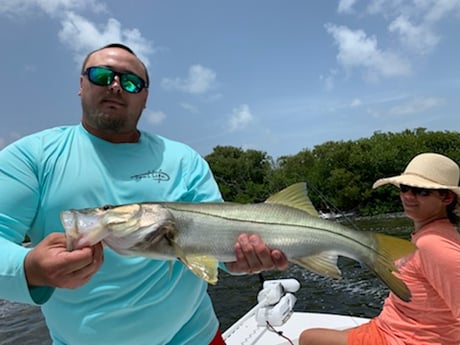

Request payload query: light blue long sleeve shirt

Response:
[0,124,223,345]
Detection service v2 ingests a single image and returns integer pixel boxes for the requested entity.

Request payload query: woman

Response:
[299,152,460,345]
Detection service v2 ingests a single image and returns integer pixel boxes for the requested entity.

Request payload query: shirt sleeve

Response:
[417,231,460,320]
[0,138,54,304]
[181,148,223,203]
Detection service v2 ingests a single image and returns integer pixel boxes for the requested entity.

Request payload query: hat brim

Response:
[373,174,460,198]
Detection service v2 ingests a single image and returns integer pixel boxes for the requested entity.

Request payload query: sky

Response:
[1,0,459,159]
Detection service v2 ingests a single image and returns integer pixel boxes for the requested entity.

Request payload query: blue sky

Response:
[1,0,459,159]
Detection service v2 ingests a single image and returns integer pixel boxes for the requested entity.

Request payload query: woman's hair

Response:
[440,190,459,225]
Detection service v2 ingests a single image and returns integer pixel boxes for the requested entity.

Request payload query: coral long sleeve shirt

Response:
[377,219,460,345]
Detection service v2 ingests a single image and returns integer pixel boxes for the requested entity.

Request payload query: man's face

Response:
[79,47,149,134]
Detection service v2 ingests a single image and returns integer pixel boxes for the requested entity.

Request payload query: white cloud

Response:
[227,104,254,132]
[364,0,395,16]
[0,1,153,68]
[362,0,460,55]
[330,0,460,86]
[389,15,439,55]
[180,103,199,113]
[0,0,106,17]
[337,0,358,14]
[424,0,460,23]
[325,24,411,81]
[366,0,460,24]
[58,12,153,67]
[161,65,217,95]
[388,97,445,115]
[145,110,166,125]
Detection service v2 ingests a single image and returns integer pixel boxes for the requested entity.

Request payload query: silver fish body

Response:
[113,202,374,262]
[61,183,415,301]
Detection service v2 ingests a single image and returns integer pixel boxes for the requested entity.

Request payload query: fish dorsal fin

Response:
[265,182,319,217]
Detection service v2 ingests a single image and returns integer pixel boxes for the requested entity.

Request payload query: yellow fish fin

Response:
[182,255,219,285]
[368,233,416,302]
[292,252,342,279]
[264,183,319,217]
[375,233,417,261]
[171,240,219,284]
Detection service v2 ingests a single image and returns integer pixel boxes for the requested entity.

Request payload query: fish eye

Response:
[101,205,113,210]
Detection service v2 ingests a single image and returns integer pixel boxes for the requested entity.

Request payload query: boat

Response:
[318,210,356,220]
[222,279,369,345]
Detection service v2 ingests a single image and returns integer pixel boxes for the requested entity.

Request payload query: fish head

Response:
[61,203,178,256]
[61,204,143,251]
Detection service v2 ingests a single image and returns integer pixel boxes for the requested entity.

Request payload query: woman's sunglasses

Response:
[82,66,148,94]
[399,184,435,197]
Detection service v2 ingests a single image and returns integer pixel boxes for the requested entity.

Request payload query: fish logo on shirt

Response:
[130,170,170,183]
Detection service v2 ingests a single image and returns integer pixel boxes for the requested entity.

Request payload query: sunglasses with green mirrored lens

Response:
[82,66,147,94]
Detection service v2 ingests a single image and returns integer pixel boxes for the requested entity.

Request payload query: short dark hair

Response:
[80,43,150,87]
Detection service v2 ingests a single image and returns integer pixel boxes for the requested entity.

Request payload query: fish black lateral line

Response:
[62,183,416,302]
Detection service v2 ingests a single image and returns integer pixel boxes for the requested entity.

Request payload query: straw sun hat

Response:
[373,153,460,198]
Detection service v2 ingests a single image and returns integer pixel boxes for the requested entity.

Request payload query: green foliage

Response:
[204,128,460,216]
[205,146,274,203]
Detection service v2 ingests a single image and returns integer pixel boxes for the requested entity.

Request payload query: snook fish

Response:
[61,183,415,302]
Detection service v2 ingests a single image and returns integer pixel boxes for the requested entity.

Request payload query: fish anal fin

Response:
[181,255,219,285]
[292,253,342,279]
[264,183,319,217]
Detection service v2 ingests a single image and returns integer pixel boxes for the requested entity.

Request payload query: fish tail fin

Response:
[370,233,416,302]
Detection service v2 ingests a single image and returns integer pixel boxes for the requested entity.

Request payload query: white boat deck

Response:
[223,308,369,345]
[223,279,369,345]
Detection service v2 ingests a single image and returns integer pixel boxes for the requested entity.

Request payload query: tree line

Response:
[204,128,460,216]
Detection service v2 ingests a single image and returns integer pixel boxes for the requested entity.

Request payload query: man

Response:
[0,43,288,345]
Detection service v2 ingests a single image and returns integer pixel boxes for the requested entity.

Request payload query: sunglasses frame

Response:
[399,184,436,197]
[82,66,148,94]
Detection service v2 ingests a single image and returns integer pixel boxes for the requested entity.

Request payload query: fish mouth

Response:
[61,210,110,251]
[61,210,79,251]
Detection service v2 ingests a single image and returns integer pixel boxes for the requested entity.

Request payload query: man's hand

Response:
[24,232,104,289]
[226,233,289,273]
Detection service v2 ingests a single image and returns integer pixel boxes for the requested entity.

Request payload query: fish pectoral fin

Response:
[181,255,219,285]
[292,253,342,279]
[170,242,218,283]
